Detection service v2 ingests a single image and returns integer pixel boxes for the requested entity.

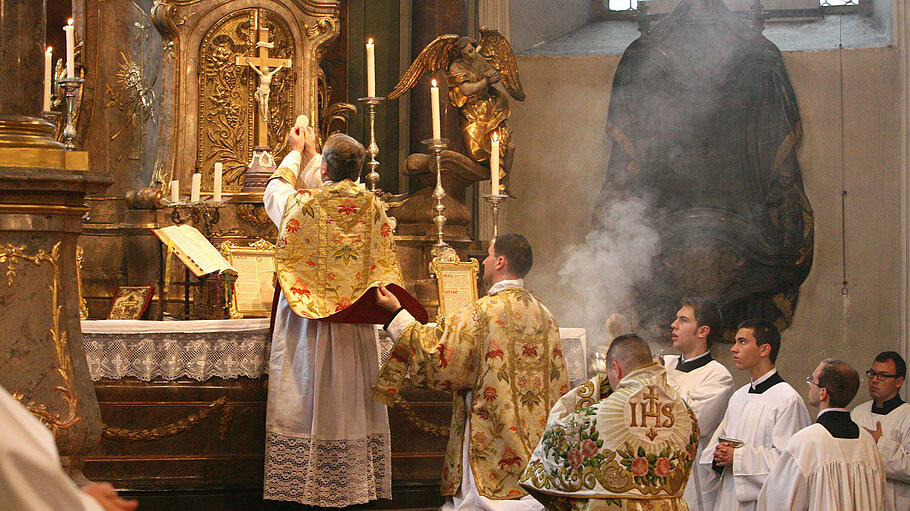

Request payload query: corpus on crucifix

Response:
[234,24,292,191]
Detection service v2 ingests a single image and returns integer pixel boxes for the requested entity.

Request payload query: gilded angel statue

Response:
[388,28,525,193]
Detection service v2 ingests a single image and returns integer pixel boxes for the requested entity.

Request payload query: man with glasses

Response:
[851,351,910,511]
[757,359,884,510]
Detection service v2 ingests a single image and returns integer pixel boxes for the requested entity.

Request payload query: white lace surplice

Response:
[263,153,391,507]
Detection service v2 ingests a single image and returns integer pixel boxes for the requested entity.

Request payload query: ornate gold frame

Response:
[76,245,88,319]
[219,239,276,318]
[431,255,479,320]
[2,242,79,433]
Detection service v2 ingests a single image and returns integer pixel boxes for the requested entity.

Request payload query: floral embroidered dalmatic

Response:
[519,364,698,511]
[373,287,570,500]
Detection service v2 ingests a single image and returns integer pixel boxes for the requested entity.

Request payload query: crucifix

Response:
[234,20,292,148]
[234,13,293,191]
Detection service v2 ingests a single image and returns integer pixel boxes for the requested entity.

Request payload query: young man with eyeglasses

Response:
[700,319,810,511]
[851,351,910,511]
[757,359,885,510]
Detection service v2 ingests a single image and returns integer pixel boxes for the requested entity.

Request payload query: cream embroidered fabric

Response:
[81,320,270,381]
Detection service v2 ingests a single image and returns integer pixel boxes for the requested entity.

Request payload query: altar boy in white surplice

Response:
[262,126,426,507]
[758,359,885,511]
[700,319,810,511]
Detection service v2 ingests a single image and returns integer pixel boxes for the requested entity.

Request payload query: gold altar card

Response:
[109,286,155,320]
[431,255,479,319]
[219,240,276,318]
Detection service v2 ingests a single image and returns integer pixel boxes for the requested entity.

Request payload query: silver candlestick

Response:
[59,77,84,151]
[482,193,512,239]
[357,96,386,193]
[422,137,451,255]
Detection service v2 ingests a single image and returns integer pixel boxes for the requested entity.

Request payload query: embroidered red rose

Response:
[381,223,392,237]
[286,218,300,233]
[522,344,539,357]
[472,431,487,445]
[656,457,671,477]
[498,447,522,470]
[326,272,336,280]
[630,457,649,476]
[581,439,599,458]
[305,259,317,267]
[567,449,583,469]
[338,200,359,215]
[553,346,563,358]
[483,387,497,401]
[486,341,504,360]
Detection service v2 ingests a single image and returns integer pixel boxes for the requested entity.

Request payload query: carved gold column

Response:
[0,0,112,479]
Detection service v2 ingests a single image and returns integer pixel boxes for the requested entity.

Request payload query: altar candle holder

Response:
[357,96,386,193]
[482,193,512,239]
[422,137,450,253]
[59,77,84,150]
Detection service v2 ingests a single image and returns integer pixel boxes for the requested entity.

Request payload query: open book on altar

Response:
[153,224,238,278]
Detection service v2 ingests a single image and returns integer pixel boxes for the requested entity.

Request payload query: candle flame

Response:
[492,132,499,142]
[46,46,52,53]
[68,18,74,25]
[431,79,437,87]
[368,37,373,44]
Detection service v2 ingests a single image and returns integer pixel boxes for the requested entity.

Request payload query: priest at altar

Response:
[519,335,698,511]
[262,126,425,507]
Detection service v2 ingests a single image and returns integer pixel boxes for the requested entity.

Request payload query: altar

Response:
[78,320,587,510]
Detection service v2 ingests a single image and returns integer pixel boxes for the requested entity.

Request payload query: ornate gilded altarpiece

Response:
[152,0,342,195]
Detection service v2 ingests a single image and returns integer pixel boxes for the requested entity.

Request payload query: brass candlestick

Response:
[59,77,84,150]
[162,198,224,237]
[422,137,451,255]
[482,193,512,239]
[357,96,386,193]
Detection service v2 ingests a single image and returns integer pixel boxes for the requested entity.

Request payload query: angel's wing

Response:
[387,34,459,99]
[478,27,525,102]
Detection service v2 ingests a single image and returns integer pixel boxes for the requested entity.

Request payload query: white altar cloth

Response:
[81,319,271,381]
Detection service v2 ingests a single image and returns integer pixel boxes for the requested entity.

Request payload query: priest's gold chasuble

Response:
[276,179,424,323]
[373,288,570,499]
[520,364,698,511]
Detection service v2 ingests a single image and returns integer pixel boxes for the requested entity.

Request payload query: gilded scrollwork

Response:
[197,9,296,192]
[102,396,228,442]
[3,242,80,434]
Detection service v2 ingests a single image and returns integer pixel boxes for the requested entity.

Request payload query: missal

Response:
[152,224,238,278]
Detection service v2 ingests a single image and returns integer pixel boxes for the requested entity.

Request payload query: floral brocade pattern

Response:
[373,288,570,499]
[276,180,404,319]
[519,365,698,503]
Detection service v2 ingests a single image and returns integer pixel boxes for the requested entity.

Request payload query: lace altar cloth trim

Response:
[264,431,392,507]
[82,329,271,381]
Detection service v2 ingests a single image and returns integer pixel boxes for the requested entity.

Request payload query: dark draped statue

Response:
[595,0,813,334]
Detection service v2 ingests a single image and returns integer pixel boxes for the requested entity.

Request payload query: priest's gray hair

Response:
[322,133,365,182]
[606,334,653,372]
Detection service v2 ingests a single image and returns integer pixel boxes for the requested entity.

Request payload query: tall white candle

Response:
[491,133,500,195]
[191,173,201,203]
[366,38,376,97]
[64,18,75,79]
[170,180,180,203]
[431,79,441,139]
[44,47,53,111]
[213,162,223,202]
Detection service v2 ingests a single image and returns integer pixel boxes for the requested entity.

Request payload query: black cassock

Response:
[595,0,814,332]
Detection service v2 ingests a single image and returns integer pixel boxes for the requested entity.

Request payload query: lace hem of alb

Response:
[82,331,270,381]
[263,431,392,507]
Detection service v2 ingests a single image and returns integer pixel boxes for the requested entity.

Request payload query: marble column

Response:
[0,0,61,149]
[0,0,111,476]
[409,0,468,157]
[900,0,910,400]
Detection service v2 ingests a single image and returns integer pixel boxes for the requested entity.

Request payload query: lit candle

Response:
[431,79,441,140]
[170,180,180,203]
[366,38,376,97]
[191,173,201,203]
[44,47,52,111]
[213,162,223,202]
[64,18,75,79]
[491,133,500,195]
